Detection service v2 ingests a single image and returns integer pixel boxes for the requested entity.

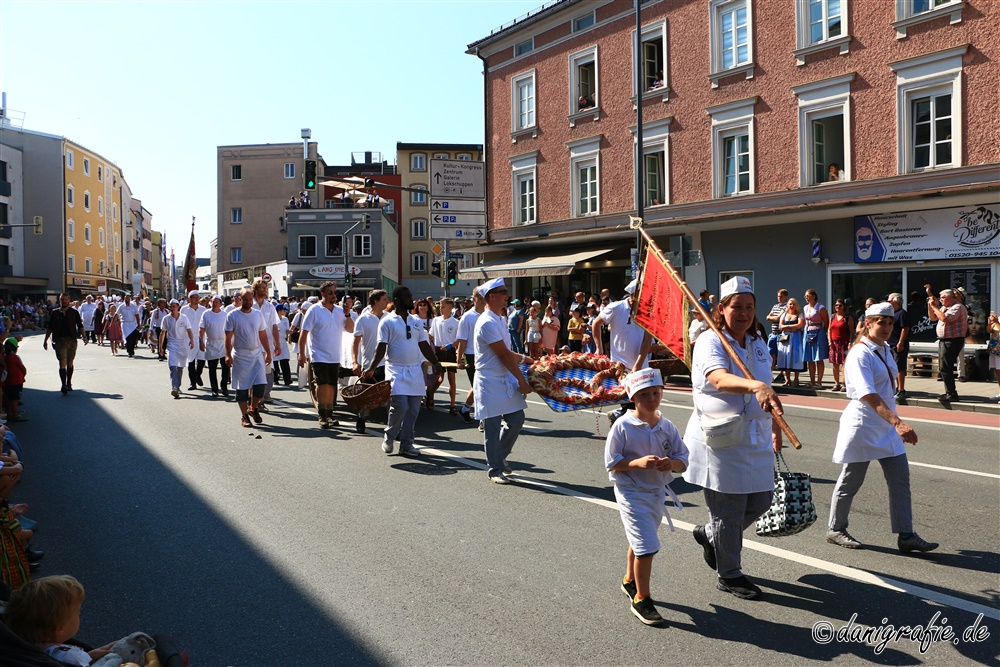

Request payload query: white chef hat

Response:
[212,294,223,303]
[477,277,505,296]
[865,302,894,318]
[624,279,639,295]
[622,368,663,399]
[188,289,200,298]
[169,299,180,306]
[720,276,753,299]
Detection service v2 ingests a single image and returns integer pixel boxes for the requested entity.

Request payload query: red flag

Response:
[633,246,692,367]
[181,227,197,293]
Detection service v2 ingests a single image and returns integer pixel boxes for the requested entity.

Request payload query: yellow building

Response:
[63,140,124,295]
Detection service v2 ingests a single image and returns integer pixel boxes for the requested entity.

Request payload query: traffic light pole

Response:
[443,239,450,298]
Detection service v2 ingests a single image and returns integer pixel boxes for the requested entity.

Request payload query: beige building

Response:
[395,142,482,296]
[217,142,319,272]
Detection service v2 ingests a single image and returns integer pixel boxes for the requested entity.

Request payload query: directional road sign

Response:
[432,212,487,227]
[429,159,485,199]
[430,226,486,241]
[430,198,485,213]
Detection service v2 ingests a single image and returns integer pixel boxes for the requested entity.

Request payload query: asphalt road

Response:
[11,335,1000,666]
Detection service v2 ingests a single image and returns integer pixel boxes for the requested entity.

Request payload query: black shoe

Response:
[898,533,939,554]
[60,385,68,396]
[355,417,366,434]
[249,409,263,425]
[717,575,762,600]
[257,403,270,413]
[23,546,43,561]
[196,377,204,386]
[621,578,637,601]
[212,391,219,398]
[630,596,665,626]
[693,525,717,571]
[222,389,230,397]
[460,407,473,423]
[188,385,197,391]
[895,389,908,399]
[66,384,73,391]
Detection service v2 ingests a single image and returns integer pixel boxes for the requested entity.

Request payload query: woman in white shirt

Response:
[825,302,938,554]
[159,299,194,399]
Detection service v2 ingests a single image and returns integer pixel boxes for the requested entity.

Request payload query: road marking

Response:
[908,461,1000,479]
[416,443,999,621]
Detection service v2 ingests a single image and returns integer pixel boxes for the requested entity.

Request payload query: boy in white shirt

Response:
[428,297,460,413]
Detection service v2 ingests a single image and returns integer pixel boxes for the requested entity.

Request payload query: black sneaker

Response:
[460,406,473,423]
[693,525,717,571]
[621,578,637,601]
[630,596,664,626]
[717,575,762,600]
[355,417,366,434]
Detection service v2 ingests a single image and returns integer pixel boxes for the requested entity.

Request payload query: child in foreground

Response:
[605,368,688,626]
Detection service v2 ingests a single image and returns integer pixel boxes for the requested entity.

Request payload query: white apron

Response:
[205,338,226,360]
[231,348,266,390]
[166,340,189,368]
[385,362,425,397]
[473,373,527,420]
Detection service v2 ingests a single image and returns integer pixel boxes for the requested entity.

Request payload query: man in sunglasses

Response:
[363,285,443,457]
[298,281,355,429]
[473,278,533,484]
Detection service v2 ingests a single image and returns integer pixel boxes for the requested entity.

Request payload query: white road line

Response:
[416,444,999,621]
[908,461,1000,479]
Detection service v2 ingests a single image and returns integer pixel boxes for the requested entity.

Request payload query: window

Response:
[795,0,850,64]
[298,235,317,258]
[709,97,756,197]
[411,185,427,205]
[67,219,75,241]
[511,151,537,226]
[893,0,964,38]
[411,153,426,171]
[231,164,242,181]
[325,235,343,257]
[83,158,90,176]
[433,152,449,159]
[569,137,600,217]
[67,185,74,206]
[231,208,243,224]
[457,153,473,161]
[67,255,76,272]
[113,203,118,221]
[83,191,91,212]
[99,228,105,247]
[84,224,92,244]
[97,166,102,182]
[635,20,667,95]
[515,38,534,56]
[411,253,427,274]
[573,11,595,32]
[411,218,427,239]
[114,232,119,249]
[99,260,105,274]
[709,0,754,85]
[890,45,965,174]
[85,257,92,274]
[793,73,853,185]
[511,70,536,134]
[98,197,104,216]
[644,151,666,207]
[66,150,74,169]
[569,47,599,113]
[231,247,242,264]
[353,234,372,257]
[284,163,295,179]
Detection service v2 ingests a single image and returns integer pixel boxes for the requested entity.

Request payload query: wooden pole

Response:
[632,220,802,449]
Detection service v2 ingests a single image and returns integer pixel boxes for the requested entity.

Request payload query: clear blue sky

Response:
[0,0,540,257]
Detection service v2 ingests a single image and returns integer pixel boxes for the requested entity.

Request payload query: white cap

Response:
[865,302,894,318]
[477,277,505,296]
[624,279,639,295]
[622,368,663,399]
[169,299,180,306]
[720,276,753,299]
[212,294,223,303]
[188,289,200,298]
[308,296,319,303]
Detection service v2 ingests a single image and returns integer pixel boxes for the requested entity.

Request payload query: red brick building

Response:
[465,0,999,350]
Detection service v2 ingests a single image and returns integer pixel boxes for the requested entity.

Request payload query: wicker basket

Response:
[342,380,392,412]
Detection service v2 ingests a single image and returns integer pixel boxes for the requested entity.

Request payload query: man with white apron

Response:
[251,278,282,406]
[119,294,143,358]
[473,278,533,484]
[225,288,272,428]
[159,299,194,399]
[200,295,231,398]
[180,290,207,390]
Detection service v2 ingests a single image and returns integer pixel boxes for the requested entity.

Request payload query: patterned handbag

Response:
[755,451,817,537]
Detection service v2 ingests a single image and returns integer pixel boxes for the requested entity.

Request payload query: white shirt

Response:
[377,312,427,396]
[605,412,689,490]
[275,317,291,361]
[473,310,512,378]
[599,299,649,370]
[456,309,481,347]
[473,309,526,419]
[252,298,280,347]
[341,310,359,366]
[225,308,266,351]
[119,302,141,336]
[354,310,384,369]
[301,302,349,364]
[834,338,906,464]
[429,314,459,347]
[79,302,97,328]
[161,313,192,343]
[151,307,168,328]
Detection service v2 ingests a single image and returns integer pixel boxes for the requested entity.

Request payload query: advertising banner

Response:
[854,204,1000,263]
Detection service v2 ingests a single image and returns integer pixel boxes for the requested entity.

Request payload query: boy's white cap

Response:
[477,277,505,296]
[624,279,639,295]
[865,302,894,318]
[720,276,753,299]
[622,368,663,399]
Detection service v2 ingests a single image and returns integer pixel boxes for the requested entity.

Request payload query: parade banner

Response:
[854,204,1000,263]
[181,224,198,293]
[633,246,691,367]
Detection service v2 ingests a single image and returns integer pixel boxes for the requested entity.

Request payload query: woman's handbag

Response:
[287,327,300,344]
[700,413,744,449]
[755,452,817,537]
[778,333,789,343]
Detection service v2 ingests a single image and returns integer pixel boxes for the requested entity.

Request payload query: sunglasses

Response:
[405,323,412,340]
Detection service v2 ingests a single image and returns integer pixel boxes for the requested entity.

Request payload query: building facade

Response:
[467,0,1000,346]
[217,142,319,272]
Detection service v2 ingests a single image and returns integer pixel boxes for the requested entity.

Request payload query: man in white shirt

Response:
[594,279,652,424]
[200,295,231,397]
[429,297,461,413]
[351,289,389,433]
[455,290,486,424]
[180,290,207,390]
[251,279,282,406]
[79,295,97,343]
[150,298,168,360]
[119,294,143,358]
[363,285,442,457]
[298,281,355,429]
[225,288,272,428]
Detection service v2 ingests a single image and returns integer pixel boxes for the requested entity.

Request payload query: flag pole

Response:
[629,217,801,449]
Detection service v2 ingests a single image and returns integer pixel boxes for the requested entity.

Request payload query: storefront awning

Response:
[458,248,613,279]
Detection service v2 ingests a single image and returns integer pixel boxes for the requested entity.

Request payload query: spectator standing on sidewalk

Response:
[765,289,789,383]
[887,293,910,399]
[927,287,967,403]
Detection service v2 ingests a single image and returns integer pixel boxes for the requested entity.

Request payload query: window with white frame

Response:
[231,247,242,264]
[84,224,91,244]
[433,152,449,159]
[231,164,242,181]
[635,20,667,94]
[85,257,92,274]
[709,0,754,83]
[67,219,75,241]
[515,38,534,56]
[83,191,91,211]
[113,203,118,220]
[99,228,105,247]
[411,253,427,274]
[284,163,295,179]
[411,153,426,171]
[793,74,853,186]
[569,46,599,112]
[569,136,601,217]
[67,255,76,272]
[231,208,242,224]
[114,232,118,248]
[511,151,537,226]
[573,11,595,32]
[97,166,102,182]
[411,185,427,205]
[631,117,671,207]
[83,158,90,176]
[67,185,74,206]
[98,197,104,216]
[298,235,317,258]
[708,97,756,197]
[893,0,964,38]
[353,234,372,257]
[325,235,343,257]
[457,153,472,161]
[512,70,536,133]
[795,0,850,64]
[66,150,74,169]
[411,218,427,239]
[890,45,965,174]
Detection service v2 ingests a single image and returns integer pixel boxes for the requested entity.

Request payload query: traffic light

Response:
[431,261,442,277]
[304,160,317,190]
[345,272,353,289]
[447,261,458,286]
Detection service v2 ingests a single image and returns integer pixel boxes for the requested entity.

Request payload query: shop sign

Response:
[73,278,91,286]
[309,265,360,278]
[854,204,1000,263]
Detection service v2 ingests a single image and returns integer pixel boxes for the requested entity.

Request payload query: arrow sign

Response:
[429,159,485,199]
[431,212,487,226]
[430,226,486,241]
[430,198,485,213]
